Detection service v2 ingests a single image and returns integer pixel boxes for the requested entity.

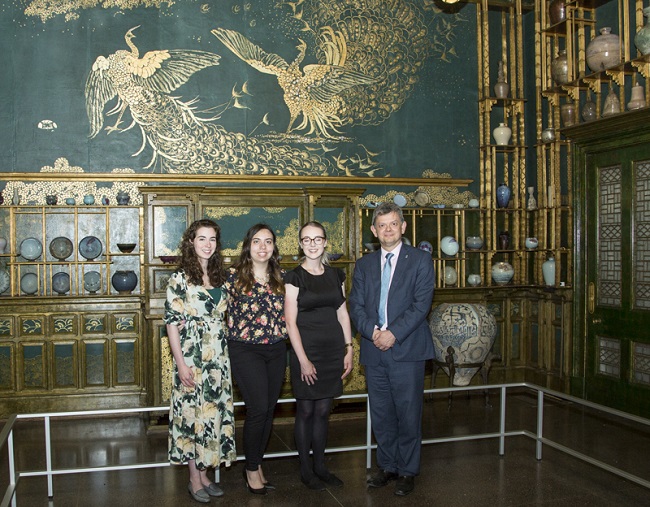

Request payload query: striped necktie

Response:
[378,252,394,327]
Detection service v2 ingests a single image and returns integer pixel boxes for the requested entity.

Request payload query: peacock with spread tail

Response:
[85,26,327,174]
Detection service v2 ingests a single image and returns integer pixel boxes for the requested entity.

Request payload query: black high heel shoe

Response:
[242,467,267,495]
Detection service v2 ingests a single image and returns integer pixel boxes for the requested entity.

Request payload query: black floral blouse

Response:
[225,268,288,345]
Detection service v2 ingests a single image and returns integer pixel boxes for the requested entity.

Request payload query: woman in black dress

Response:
[284,221,354,490]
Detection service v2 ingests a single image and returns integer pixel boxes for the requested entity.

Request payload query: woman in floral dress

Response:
[165,219,237,503]
[225,224,287,495]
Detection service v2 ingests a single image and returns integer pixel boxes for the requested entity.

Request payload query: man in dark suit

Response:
[349,202,435,496]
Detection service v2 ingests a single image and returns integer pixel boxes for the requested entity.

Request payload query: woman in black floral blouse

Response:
[225,223,288,495]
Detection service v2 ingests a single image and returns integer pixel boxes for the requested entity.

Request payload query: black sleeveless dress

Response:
[284,265,346,400]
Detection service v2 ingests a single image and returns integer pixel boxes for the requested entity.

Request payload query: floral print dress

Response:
[164,270,237,468]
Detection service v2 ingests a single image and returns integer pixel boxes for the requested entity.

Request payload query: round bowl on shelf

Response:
[328,252,344,261]
[525,237,539,249]
[20,273,39,295]
[83,270,102,294]
[467,274,482,287]
[116,243,137,253]
[52,272,70,295]
[466,236,484,250]
[20,238,43,261]
[468,199,480,208]
[79,236,103,261]
[159,256,180,264]
[49,237,73,261]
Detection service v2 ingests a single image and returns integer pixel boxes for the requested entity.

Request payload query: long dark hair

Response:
[232,223,284,294]
[179,219,226,287]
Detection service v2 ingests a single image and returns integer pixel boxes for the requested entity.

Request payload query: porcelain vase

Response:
[602,86,621,117]
[627,82,646,110]
[635,7,650,56]
[582,93,597,122]
[496,183,511,208]
[586,27,620,73]
[542,257,556,286]
[548,0,566,25]
[551,49,569,85]
[428,303,498,386]
[561,101,578,127]
[494,61,509,99]
[492,262,514,285]
[111,270,138,294]
[493,123,511,145]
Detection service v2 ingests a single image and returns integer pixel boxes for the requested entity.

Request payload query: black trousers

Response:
[229,340,287,470]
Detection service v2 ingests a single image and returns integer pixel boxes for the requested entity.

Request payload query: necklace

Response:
[254,272,269,284]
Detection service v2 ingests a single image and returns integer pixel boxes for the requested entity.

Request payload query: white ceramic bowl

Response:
[20,238,43,261]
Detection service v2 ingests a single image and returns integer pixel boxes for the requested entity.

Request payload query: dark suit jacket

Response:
[349,243,435,366]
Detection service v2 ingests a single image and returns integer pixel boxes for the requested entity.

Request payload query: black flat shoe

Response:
[242,467,267,495]
[301,475,326,491]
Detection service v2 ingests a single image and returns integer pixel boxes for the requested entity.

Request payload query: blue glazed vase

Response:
[496,183,511,208]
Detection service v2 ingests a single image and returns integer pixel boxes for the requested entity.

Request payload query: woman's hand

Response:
[177,363,195,389]
[300,360,318,385]
[341,348,353,379]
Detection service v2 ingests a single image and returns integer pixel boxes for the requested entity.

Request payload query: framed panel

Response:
[83,314,107,334]
[0,344,15,390]
[114,339,137,385]
[21,342,46,389]
[53,342,77,388]
[112,313,138,334]
[152,205,190,259]
[83,340,107,386]
[151,267,175,297]
[0,316,13,336]
[20,316,44,336]
[51,315,77,335]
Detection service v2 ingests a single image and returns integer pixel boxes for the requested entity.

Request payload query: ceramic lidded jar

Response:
[551,49,569,85]
[467,274,482,287]
[525,237,539,249]
[116,191,130,206]
[586,27,620,73]
[493,123,512,145]
[635,7,650,56]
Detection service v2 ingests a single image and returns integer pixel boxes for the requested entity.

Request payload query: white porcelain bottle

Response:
[493,123,512,145]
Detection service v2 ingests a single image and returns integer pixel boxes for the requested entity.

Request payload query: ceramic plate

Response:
[84,270,102,293]
[52,272,70,295]
[20,238,43,261]
[414,191,430,207]
[20,272,38,295]
[49,237,74,260]
[79,236,103,260]
[393,194,407,207]
[0,269,9,294]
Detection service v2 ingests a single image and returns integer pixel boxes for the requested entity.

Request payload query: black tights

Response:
[294,398,332,479]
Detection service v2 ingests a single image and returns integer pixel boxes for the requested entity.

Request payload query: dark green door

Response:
[585,146,650,416]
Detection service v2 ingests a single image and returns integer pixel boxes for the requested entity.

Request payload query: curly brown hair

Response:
[232,223,284,294]
[178,219,226,287]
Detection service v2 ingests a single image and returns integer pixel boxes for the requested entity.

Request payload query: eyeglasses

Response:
[300,236,325,246]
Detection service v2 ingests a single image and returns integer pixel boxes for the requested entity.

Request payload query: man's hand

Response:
[372,329,396,351]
